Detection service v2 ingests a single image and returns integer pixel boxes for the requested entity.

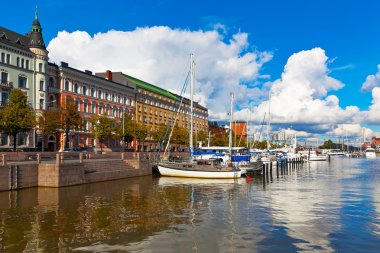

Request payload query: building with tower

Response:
[0,8,50,149]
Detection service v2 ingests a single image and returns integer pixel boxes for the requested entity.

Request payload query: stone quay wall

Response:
[0,152,156,191]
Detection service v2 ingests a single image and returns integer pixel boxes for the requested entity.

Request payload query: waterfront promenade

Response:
[0,151,164,191]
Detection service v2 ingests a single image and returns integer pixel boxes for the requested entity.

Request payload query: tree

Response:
[89,114,115,153]
[37,108,61,152]
[152,124,167,150]
[135,123,148,151]
[114,114,134,149]
[60,97,83,150]
[0,89,36,151]
[323,139,334,149]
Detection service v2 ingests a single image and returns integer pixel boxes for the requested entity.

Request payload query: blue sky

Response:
[2,0,380,136]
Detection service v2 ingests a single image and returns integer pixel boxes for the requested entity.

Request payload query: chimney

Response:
[105,70,112,81]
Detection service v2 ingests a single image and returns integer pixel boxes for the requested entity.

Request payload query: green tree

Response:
[114,114,134,149]
[89,114,115,153]
[37,108,61,152]
[0,89,36,152]
[60,97,83,149]
[323,139,334,149]
[135,123,148,151]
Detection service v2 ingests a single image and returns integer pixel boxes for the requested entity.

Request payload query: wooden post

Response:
[37,154,41,164]
[121,152,125,160]
[2,154,6,166]
[79,153,83,164]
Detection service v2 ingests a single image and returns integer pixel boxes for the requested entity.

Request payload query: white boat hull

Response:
[307,155,328,161]
[366,152,376,158]
[157,165,241,179]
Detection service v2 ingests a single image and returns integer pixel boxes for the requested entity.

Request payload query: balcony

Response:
[0,80,13,89]
[48,86,61,94]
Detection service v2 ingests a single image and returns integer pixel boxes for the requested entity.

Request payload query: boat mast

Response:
[266,92,271,151]
[189,54,194,154]
[229,92,234,155]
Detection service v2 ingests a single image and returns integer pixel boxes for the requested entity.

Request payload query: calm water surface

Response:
[1,157,380,252]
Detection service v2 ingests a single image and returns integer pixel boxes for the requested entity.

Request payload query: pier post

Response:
[121,152,124,160]
[37,154,41,164]
[2,154,6,166]
[79,153,83,164]
[56,154,60,166]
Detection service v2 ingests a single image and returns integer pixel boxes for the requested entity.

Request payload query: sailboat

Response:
[156,54,242,179]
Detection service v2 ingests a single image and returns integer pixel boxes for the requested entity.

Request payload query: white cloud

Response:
[367,87,380,123]
[242,48,362,129]
[327,124,373,137]
[47,27,272,115]
[362,65,380,92]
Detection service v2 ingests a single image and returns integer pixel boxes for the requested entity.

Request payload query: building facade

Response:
[54,66,136,151]
[0,9,49,150]
[231,121,247,141]
[96,72,209,151]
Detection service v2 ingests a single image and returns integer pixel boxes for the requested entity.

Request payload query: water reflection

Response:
[1,158,380,252]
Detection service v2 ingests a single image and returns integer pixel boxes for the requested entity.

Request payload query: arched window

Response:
[125,108,129,115]
[65,81,69,91]
[91,102,97,114]
[106,105,110,115]
[83,100,88,113]
[91,88,95,97]
[82,86,87,95]
[119,107,123,118]
[98,90,102,99]
[112,106,116,117]
[74,83,79,93]
[99,104,103,114]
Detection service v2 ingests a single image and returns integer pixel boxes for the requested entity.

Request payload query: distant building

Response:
[231,121,247,141]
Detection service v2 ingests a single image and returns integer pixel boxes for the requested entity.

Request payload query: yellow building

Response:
[100,72,208,151]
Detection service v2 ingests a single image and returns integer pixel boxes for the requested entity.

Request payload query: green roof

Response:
[122,73,178,100]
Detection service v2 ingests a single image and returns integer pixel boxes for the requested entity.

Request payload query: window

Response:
[98,90,102,99]
[65,81,69,91]
[124,97,127,104]
[39,80,44,91]
[16,57,20,67]
[106,105,110,115]
[39,63,43,72]
[74,83,79,93]
[0,53,4,62]
[25,60,29,70]
[0,133,8,146]
[49,77,54,87]
[1,92,9,106]
[75,99,80,112]
[91,102,97,114]
[82,86,87,95]
[119,108,123,117]
[17,133,27,146]
[39,99,44,109]
[91,88,95,97]
[6,54,10,64]
[99,104,103,114]
[83,100,88,113]
[18,76,27,88]
[112,107,116,117]
[105,92,109,101]
[21,58,24,68]
[1,72,8,83]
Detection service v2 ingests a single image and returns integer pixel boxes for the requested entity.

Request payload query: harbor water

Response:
[0,157,380,252]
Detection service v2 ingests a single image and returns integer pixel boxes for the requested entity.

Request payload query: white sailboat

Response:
[157,54,241,179]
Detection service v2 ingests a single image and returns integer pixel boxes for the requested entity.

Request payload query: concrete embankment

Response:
[0,152,156,191]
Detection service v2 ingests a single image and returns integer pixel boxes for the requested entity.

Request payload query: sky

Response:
[2,0,380,142]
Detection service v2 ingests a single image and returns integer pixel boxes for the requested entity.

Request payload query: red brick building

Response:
[48,62,136,151]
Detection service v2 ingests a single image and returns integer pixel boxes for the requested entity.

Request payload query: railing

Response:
[0,80,13,89]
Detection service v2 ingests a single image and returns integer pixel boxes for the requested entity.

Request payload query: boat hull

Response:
[157,165,241,179]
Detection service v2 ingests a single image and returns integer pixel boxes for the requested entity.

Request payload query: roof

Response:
[0,26,31,52]
[60,63,135,92]
[122,73,178,100]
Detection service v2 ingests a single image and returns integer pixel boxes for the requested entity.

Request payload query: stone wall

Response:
[0,164,38,191]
